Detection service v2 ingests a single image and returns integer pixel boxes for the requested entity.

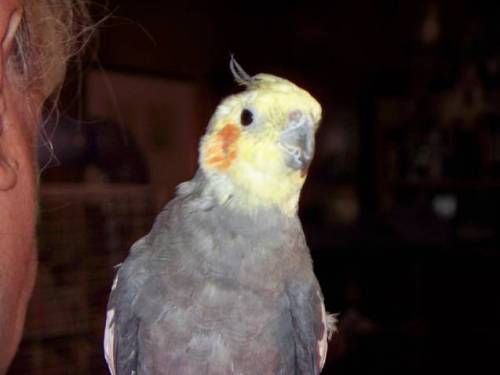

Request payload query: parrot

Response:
[104,58,335,375]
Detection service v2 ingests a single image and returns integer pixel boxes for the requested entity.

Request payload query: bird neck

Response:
[201,168,304,217]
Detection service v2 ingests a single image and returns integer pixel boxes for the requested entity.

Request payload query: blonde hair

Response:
[9,0,93,101]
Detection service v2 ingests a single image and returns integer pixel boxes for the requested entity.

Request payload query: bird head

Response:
[199,59,322,216]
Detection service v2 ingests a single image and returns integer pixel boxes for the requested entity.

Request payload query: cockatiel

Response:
[104,59,334,375]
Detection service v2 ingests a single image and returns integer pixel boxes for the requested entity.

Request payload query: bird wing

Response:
[286,277,328,375]
[104,238,151,375]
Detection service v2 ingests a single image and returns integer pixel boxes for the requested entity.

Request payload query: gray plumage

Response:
[105,172,327,375]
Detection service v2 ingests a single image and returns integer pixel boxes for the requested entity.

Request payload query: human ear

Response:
[0,6,22,87]
[0,7,22,191]
[1,7,22,56]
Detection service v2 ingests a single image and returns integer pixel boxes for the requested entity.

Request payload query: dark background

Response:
[10,1,500,374]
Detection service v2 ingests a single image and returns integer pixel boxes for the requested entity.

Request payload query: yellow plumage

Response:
[199,69,322,216]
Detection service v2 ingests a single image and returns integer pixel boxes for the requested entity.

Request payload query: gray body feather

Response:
[106,173,326,374]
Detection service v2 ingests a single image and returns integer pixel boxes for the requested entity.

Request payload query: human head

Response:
[0,1,90,372]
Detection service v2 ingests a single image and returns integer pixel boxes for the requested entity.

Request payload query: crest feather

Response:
[229,55,253,86]
[229,56,303,94]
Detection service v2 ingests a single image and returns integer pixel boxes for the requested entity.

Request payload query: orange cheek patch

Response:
[205,124,241,171]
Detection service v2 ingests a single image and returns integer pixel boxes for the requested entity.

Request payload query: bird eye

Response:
[240,108,254,126]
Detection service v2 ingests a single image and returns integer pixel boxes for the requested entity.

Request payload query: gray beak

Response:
[279,110,315,176]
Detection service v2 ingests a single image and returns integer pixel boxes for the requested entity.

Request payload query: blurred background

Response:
[9,0,500,373]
